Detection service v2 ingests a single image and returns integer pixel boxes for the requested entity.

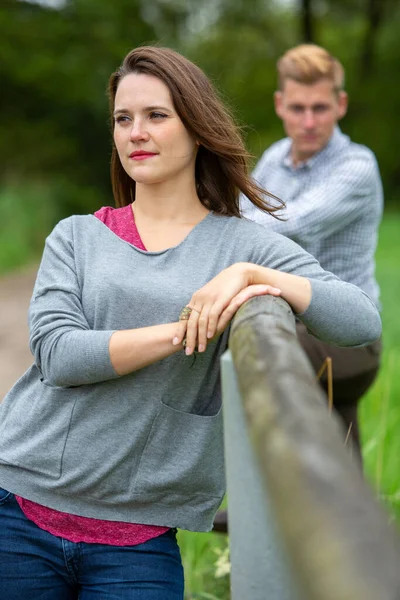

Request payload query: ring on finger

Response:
[179,306,200,321]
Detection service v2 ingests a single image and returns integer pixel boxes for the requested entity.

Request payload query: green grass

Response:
[0,181,102,275]
[0,183,58,274]
[360,213,400,522]
[177,529,230,600]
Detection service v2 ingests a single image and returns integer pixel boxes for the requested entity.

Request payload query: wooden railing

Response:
[221,295,400,600]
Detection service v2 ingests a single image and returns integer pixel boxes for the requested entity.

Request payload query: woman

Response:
[0,46,381,599]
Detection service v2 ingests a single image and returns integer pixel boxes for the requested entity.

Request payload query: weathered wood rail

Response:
[221,295,400,600]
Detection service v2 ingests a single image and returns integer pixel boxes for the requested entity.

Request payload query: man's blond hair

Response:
[277,44,345,92]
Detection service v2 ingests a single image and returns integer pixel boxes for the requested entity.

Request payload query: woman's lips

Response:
[129,152,157,160]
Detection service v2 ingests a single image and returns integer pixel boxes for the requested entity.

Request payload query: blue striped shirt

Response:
[240,127,383,307]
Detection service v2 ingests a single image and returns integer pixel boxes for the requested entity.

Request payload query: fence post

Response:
[221,350,300,600]
[222,295,400,600]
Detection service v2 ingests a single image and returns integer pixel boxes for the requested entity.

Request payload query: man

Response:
[241,44,383,456]
[213,43,383,535]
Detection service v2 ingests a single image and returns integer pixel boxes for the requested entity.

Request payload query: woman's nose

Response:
[129,120,150,142]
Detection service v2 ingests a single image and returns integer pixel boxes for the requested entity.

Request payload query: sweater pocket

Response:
[132,400,225,502]
[0,373,76,478]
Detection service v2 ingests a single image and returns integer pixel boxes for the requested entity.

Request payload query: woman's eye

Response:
[149,112,167,120]
[115,115,130,124]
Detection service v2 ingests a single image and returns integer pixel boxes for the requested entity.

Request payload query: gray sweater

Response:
[0,212,381,531]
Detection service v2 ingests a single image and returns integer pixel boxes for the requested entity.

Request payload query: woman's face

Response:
[113,72,198,187]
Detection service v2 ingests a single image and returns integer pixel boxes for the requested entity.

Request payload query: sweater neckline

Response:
[93,209,219,256]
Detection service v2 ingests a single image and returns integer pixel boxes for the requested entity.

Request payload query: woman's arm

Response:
[30,221,278,385]
[109,323,183,376]
[173,263,309,355]
[173,260,381,356]
[30,220,189,386]
[31,218,381,383]
[245,264,311,313]
[109,283,280,374]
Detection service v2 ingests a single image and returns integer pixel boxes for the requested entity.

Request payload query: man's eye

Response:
[313,105,328,114]
[290,106,304,114]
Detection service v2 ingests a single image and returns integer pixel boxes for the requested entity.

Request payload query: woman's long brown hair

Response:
[108,46,283,217]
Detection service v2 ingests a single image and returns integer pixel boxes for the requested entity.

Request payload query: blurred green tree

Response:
[181,0,400,205]
[0,0,158,214]
[0,0,399,217]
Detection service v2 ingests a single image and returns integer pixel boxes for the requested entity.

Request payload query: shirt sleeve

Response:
[247,226,382,347]
[243,152,383,245]
[29,218,119,387]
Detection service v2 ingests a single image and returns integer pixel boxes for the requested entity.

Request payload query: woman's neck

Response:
[134,182,209,224]
[131,182,210,252]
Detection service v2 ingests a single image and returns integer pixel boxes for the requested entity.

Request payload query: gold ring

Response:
[179,306,193,321]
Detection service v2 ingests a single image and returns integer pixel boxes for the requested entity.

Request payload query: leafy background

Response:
[1,0,399,230]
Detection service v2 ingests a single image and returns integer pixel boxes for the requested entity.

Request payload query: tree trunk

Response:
[360,0,386,78]
[301,0,315,43]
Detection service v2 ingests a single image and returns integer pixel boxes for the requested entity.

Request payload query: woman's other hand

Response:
[172,263,281,355]
[214,284,281,339]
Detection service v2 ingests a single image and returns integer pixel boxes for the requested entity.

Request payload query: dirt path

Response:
[0,266,38,399]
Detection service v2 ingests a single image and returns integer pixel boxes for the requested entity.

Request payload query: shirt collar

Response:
[282,126,344,170]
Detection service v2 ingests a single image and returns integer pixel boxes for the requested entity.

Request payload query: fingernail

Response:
[207,332,212,339]
[185,347,192,355]
[198,344,205,352]
[172,337,179,345]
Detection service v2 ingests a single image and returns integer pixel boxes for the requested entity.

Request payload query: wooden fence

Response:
[221,295,400,600]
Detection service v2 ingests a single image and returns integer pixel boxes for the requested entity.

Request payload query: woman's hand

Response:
[172,263,281,355]
[214,283,282,336]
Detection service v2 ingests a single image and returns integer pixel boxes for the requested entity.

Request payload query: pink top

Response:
[95,204,148,249]
[15,205,169,545]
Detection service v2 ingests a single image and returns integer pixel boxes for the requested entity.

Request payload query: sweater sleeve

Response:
[29,218,119,387]
[248,225,382,347]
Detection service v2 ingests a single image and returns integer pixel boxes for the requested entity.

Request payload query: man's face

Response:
[274,78,347,164]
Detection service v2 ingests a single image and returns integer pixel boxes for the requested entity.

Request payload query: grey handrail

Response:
[221,295,400,600]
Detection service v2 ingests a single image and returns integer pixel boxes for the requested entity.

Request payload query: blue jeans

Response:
[0,487,184,599]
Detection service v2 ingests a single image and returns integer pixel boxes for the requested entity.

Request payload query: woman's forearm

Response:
[109,322,184,376]
[246,263,312,314]
[244,262,381,346]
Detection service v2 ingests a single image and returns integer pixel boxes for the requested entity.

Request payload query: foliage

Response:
[178,530,230,599]
[182,0,400,195]
[0,183,58,272]
[0,0,157,213]
[0,0,399,217]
